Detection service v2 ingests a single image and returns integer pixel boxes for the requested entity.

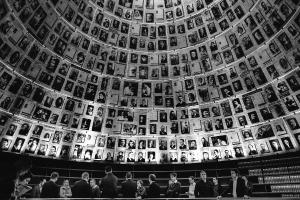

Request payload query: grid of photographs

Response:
[0,0,299,164]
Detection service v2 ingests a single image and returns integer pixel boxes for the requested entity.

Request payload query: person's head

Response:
[245,131,250,138]
[18,171,32,185]
[230,169,239,179]
[63,179,69,187]
[241,175,248,182]
[289,118,297,127]
[1,139,8,148]
[180,139,184,145]
[178,95,183,102]
[82,172,89,181]
[188,176,195,184]
[90,178,96,187]
[225,150,229,155]
[138,152,143,158]
[191,140,196,146]
[248,144,255,150]
[170,173,177,181]
[283,139,290,146]
[50,172,59,182]
[126,172,132,180]
[200,170,207,180]
[129,140,134,146]
[149,174,156,183]
[137,179,143,187]
[212,177,218,185]
[272,141,279,149]
[105,166,112,174]
[214,149,219,155]
[203,152,209,159]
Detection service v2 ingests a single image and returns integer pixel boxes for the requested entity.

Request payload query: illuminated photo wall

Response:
[0,0,299,163]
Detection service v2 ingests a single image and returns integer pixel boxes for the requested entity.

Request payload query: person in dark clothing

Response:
[41,172,60,198]
[0,158,31,200]
[194,170,214,197]
[121,172,137,198]
[14,171,33,199]
[241,175,253,196]
[90,179,101,198]
[147,174,161,198]
[166,172,181,198]
[212,177,221,197]
[32,178,46,198]
[100,166,118,198]
[72,172,92,198]
[218,169,249,198]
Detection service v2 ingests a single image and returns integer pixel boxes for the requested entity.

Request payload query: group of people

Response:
[191,170,251,199]
[32,166,252,199]
[36,166,154,199]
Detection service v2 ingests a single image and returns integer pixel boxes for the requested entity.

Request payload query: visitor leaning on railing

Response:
[90,178,101,198]
[147,174,161,198]
[136,179,146,199]
[166,173,181,198]
[186,176,196,198]
[59,179,72,198]
[72,172,92,198]
[121,172,137,198]
[217,169,249,199]
[14,165,257,199]
[41,172,59,198]
[100,166,118,198]
[194,170,214,197]
[31,178,46,198]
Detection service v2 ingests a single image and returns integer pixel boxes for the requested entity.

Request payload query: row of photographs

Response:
[2,0,300,77]
[0,47,300,133]
[0,71,299,141]
[0,49,298,106]
[0,11,300,134]
[88,0,240,23]
[0,111,299,163]
[46,0,291,52]
[2,111,300,147]
[51,0,254,43]
[7,0,298,58]
[1,3,299,88]
[0,16,300,108]
[0,57,299,135]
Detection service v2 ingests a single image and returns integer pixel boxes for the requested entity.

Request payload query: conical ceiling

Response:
[0,0,299,163]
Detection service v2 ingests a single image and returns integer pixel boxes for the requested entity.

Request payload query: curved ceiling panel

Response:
[0,0,299,164]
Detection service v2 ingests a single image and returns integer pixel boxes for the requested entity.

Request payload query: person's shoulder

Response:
[47,181,56,186]
[102,174,110,180]
[43,181,49,186]
[74,180,83,185]
[238,177,245,182]
[113,173,118,179]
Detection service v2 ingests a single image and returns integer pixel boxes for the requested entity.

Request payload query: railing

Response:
[25,198,300,200]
